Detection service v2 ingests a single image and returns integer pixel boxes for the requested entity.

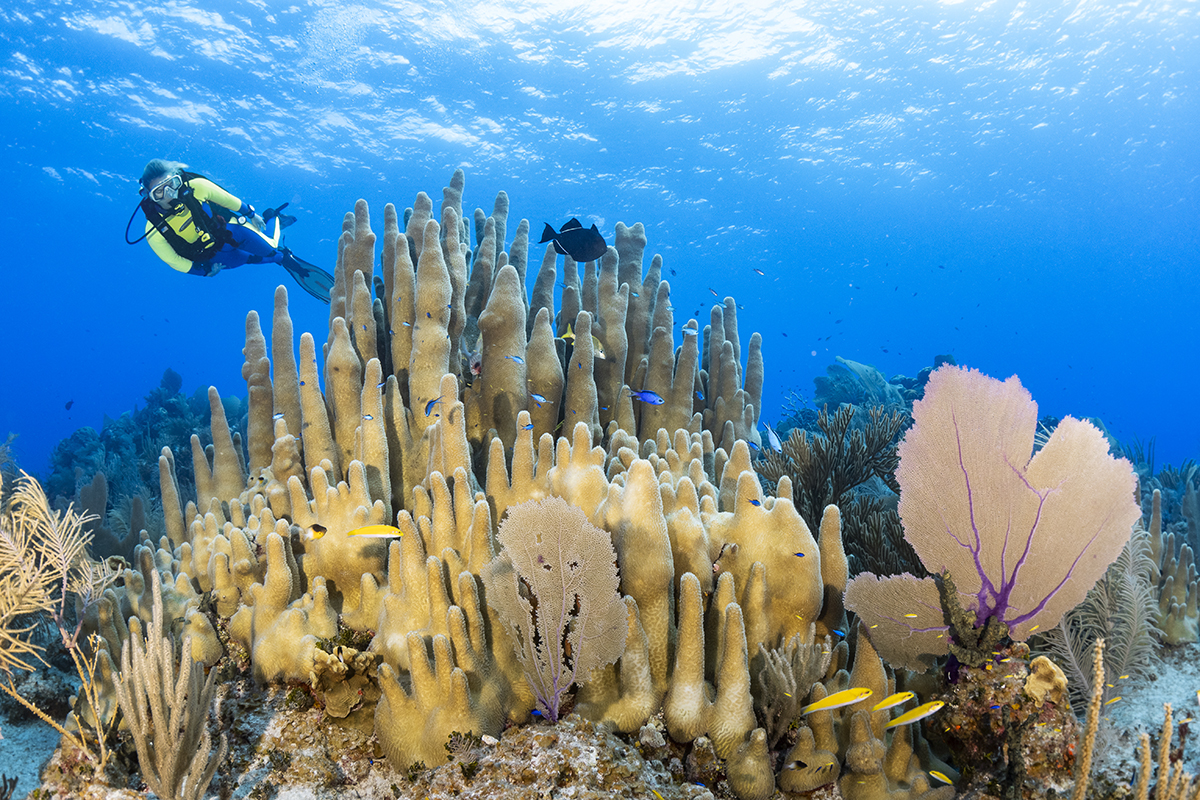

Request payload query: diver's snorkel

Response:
[124,190,153,245]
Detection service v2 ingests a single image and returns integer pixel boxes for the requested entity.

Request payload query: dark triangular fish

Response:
[539,217,607,262]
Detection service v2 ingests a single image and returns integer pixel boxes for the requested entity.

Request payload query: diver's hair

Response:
[140,159,187,188]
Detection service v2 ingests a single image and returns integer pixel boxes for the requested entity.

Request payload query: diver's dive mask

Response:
[147,173,183,202]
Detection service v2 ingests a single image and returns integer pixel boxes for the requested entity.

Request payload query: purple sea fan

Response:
[845,365,1141,671]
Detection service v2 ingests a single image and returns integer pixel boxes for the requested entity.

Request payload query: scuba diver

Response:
[127,159,334,303]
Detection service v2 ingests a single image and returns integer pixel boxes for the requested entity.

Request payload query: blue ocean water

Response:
[1,0,1196,478]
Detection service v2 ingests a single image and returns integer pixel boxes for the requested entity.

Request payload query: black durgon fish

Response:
[539,218,607,262]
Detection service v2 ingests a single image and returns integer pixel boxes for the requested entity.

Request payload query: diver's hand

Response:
[208,262,223,276]
[251,213,266,231]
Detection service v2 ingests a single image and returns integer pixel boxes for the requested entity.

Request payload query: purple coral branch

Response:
[987,456,1056,623]
[1007,499,1126,628]
[948,410,1000,614]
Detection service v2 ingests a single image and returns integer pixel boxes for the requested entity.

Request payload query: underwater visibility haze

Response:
[1,0,1197,474]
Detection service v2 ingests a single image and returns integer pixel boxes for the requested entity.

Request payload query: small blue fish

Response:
[426,311,431,318]
[362,414,373,420]
[696,391,704,401]
[682,327,699,336]
[749,499,761,507]
[748,441,760,452]
[832,629,846,638]
[425,395,443,416]
[521,423,534,430]
[505,355,525,365]
[764,423,783,453]
[626,388,664,405]
[376,381,386,389]
[794,552,805,557]
[530,392,548,404]
[273,412,285,420]
[299,381,306,386]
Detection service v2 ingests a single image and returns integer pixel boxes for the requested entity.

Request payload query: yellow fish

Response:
[306,523,403,540]
[558,323,606,360]
[800,687,872,716]
[346,524,404,538]
[871,691,915,712]
[1104,696,1122,706]
[885,700,945,729]
[929,770,953,785]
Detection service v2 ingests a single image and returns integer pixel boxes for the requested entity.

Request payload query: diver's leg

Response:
[227,223,283,263]
[211,247,254,271]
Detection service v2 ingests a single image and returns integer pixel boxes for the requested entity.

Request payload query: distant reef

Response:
[44,367,244,511]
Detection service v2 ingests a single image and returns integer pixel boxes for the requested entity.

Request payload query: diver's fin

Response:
[263,203,297,229]
[281,252,334,304]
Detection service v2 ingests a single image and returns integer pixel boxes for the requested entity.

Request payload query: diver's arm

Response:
[145,224,196,273]
[189,177,250,216]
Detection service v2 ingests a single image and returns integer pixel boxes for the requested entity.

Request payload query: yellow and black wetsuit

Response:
[143,173,282,276]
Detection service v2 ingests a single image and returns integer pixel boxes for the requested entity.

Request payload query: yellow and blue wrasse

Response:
[425,395,443,416]
[800,687,872,716]
[871,691,915,712]
[885,700,945,729]
[929,770,953,785]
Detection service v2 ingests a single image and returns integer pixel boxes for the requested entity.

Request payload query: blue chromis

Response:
[764,423,783,452]
[885,700,945,729]
[800,687,872,715]
[626,388,665,405]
